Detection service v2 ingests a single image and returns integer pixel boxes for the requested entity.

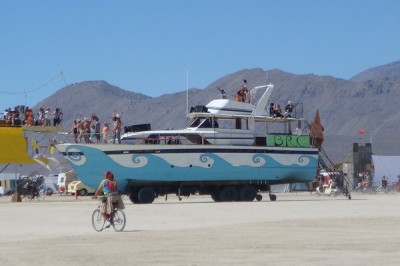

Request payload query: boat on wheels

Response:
[56,83,320,204]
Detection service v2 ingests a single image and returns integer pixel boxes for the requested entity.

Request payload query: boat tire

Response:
[129,192,140,204]
[211,192,221,202]
[138,187,156,204]
[239,186,257,201]
[269,194,277,201]
[219,186,238,202]
[256,194,262,201]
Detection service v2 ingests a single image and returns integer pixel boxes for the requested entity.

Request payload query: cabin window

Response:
[199,118,212,128]
[218,118,249,130]
[188,118,201,127]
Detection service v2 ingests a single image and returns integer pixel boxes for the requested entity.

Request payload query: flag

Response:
[31,139,40,155]
[309,110,324,149]
[49,144,55,154]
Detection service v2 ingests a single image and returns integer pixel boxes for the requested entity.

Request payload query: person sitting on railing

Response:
[269,103,275,117]
[284,101,295,118]
[273,104,284,118]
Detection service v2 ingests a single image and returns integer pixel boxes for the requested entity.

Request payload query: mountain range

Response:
[25,59,400,167]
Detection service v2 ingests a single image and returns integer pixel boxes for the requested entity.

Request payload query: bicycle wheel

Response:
[25,193,34,201]
[20,193,26,201]
[36,190,45,201]
[112,209,126,232]
[92,209,105,232]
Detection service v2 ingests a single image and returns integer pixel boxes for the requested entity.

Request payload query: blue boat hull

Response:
[57,144,319,192]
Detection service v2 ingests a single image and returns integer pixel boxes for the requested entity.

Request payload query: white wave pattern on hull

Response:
[65,148,86,166]
[104,152,310,169]
[271,154,311,166]
[108,154,149,168]
[153,154,215,168]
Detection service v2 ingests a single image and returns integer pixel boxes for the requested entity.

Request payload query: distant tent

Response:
[0,127,35,164]
[372,155,400,186]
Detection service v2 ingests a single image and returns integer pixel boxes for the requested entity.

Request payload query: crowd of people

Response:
[69,112,122,144]
[1,105,124,145]
[233,80,295,118]
[2,105,63,127]
[269,101,295,118]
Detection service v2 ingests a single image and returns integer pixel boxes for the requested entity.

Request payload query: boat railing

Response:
[122,132,312,148]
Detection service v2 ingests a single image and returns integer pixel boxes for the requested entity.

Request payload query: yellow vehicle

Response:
[68,181,95,196]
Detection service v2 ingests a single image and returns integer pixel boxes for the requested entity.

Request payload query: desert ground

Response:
[0,192,399,266]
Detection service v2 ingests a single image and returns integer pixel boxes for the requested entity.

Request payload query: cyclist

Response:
[382,176,388,190]
[93,171,125,229]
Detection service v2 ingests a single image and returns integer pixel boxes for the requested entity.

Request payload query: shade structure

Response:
[0,127,35,164]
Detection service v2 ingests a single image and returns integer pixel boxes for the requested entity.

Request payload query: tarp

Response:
[0,127,35,164]
[372,155,400,186]
[271,184,290,193]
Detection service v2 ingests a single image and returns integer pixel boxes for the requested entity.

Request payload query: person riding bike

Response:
[92,171,125,229]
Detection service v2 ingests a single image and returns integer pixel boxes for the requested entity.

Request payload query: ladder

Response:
[328,171,352,199]
[318,153,352,199]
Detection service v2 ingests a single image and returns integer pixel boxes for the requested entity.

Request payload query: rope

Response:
[0,163,10,174]
[0,71,65,95]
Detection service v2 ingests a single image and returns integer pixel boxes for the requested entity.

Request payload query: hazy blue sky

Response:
[1,0,399,110]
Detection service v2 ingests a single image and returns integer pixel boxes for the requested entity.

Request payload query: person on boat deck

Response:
[53,107,63,126]
[44,107,51,126]
[38,106,45,126]
[12,112,22,126]
[243,86,251,103]
[284,101,295,118]
[69,120,79,143]
[93,171,125,229]
[89,124,96,143]
[236,86,245,102]
[273,104,284,118]
[25,106,33,126]
[269,103,275,117]
[102,122,110,144]
[92,115,101,144]
[112,113,122,144]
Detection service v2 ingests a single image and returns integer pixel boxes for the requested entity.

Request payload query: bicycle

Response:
[25,188,45,201]
[17,175,46,201]
[91,196,126,232]
[20,184,45,201]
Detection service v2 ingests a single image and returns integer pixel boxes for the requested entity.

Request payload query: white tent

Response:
[372,155,400,186]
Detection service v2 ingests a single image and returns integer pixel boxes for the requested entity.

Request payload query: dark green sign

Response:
[267,135,310,147]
